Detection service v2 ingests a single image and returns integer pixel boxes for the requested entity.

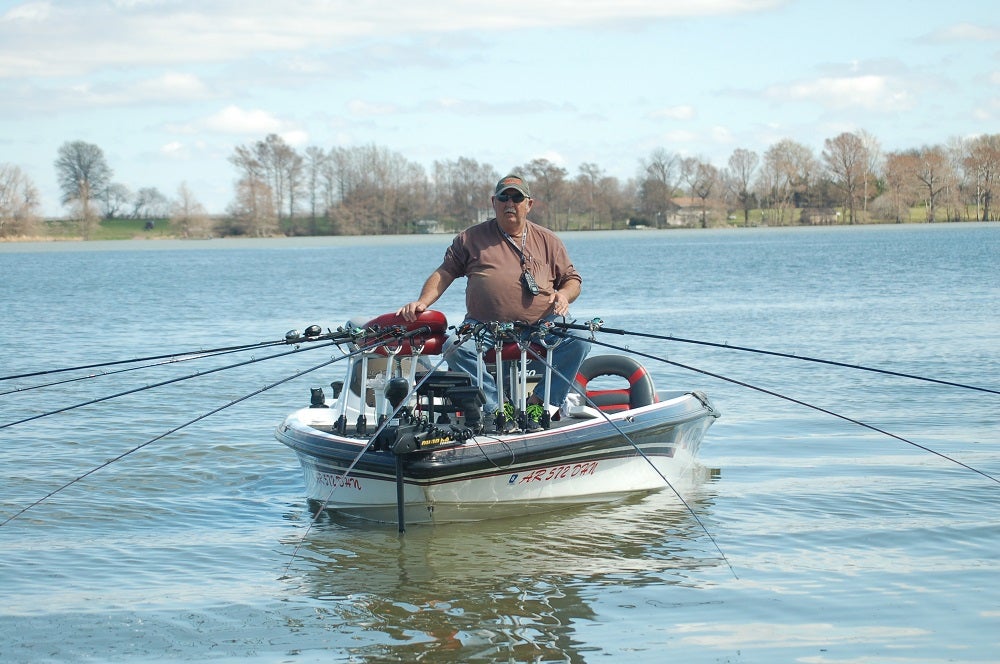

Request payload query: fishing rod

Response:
[510,324,737,579]
[1,325,436,528]
[0,324,401,431]
[557,330,1000,487]
[552,319,999,396]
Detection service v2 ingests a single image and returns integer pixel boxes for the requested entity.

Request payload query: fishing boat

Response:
[275,311,720,526]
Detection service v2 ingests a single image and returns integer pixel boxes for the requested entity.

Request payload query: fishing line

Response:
[564,332,1000,487]
[0,343,299,397]
[521,337,738,580]
[1,324,422,526]
[554,321,999,396]
[1,328,418,527]
[0,348,361,528]
[0,338,294,383]
[0,339,345,431]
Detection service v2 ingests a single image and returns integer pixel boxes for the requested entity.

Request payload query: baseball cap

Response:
[494,174,531,198]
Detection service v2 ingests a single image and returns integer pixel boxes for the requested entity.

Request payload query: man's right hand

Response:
[396,301,427,322]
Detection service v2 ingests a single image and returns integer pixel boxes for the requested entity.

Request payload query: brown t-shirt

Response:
[439,218,582,323]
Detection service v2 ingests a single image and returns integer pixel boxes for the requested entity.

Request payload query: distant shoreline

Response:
[3,218,994,246]
[3,221,996,254]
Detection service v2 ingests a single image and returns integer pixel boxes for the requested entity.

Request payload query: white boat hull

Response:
[277,390,718,524]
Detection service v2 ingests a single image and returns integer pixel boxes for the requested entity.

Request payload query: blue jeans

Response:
[444,316,591,413]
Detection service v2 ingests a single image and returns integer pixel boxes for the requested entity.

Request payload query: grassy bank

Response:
[3,206,988,243]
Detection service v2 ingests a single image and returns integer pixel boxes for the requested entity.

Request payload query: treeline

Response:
[2,131,999,239]
[222,131,1000,236]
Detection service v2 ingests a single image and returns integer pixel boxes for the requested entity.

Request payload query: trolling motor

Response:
[379,375,416,533]
[375,376,419,455]
[309,387,328,408]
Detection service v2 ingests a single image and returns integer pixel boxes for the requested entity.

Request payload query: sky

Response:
[1,0,998,217]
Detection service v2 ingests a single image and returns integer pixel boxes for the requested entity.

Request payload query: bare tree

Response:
[285,148,306,226]
[760,139,817,224]
[519,159,569,229]
[576,162,604,229]
[601,175,635,229]
[962,134,1000,221]
[913,145,955,222]
[101,183,132,219]
[304,146,328,234]
[54,140,112,237]
[638,148,681,227]
[327,144,427,234]
[682,157,721,227]
[228,144,277,236]
[822,132,867,224]
[858,129,882,217]
[726,147,759,226]
[131,187,170,219]
[252,134,303,223]
[880,151,920,222]
[170,182,210,238]
[0,163,41,237]
[432,157,497,229]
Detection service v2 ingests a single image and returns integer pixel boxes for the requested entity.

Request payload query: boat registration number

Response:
[315,471,362,491]
[509,461,599,485]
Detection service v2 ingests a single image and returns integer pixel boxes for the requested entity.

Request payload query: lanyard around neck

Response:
[499,224,528,267]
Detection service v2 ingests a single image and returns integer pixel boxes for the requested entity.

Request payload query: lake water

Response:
[1,223,998,662]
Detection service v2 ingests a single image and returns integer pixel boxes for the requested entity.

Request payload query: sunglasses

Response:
[496,193,527,203]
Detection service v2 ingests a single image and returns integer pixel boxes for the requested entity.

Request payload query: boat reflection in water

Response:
[279,478,719,661]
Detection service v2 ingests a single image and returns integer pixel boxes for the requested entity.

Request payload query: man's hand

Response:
[396,301,427,322]
[549,290,569,317]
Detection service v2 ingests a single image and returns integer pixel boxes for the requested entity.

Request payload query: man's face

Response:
[493,188,533,229]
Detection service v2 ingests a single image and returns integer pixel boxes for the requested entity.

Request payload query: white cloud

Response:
[348,99,399,116]
[281,129,309,147]
[172,106,308,145]
[532,150,566,167]
[929,23,1000,42]
[765,74,913,112]
[1,2,52,22]
[651,105,696,120]
[201,105,287,134]
[159,141,191,160]
[161,140,184,154]
[663,129,697,143]
[131,73,211,101]
[0,0,786,78]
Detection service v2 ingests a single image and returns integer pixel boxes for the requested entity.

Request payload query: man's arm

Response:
[549,278,580,317]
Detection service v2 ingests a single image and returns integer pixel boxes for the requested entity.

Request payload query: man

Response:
[397,173,589,430]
